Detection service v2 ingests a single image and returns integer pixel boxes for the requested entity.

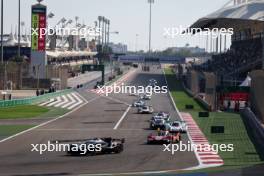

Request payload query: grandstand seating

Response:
[195,37,263,80]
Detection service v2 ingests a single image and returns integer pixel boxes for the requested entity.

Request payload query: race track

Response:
[0,66,198,176]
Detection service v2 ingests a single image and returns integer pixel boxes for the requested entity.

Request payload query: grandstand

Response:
[190,0,264,85]
[183,0,264,123]
[195,37,263,85]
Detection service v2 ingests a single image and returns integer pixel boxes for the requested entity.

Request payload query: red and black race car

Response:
[147,131,181,144]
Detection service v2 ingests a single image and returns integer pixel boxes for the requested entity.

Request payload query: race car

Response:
[149,118,167,130]
[147,131,181,144]
[149,79,158,84]
[67,137,125,156]
[148,79,158,87]
[166,120,188,133]
[139,94,151,100]
[152,112,170,121]
[138,105,154,114]
[132,100,145,107]
[129,92,139,96]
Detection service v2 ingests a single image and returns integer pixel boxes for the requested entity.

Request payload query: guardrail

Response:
[0,89,73,108]
[241,108,264,160]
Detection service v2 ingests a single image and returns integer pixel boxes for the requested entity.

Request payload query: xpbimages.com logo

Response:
[96,83,168,96]
[31,26,102,39]
[163,25,234,39]
[163,141,234,155]
[31,141,102,155]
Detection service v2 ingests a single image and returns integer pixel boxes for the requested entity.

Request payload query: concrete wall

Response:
[249,70,264,123]
[59,66,69,89]
[0,63,26,90]
[204,72,217,111]
[185,70,216,111]
[187,70,199,95]
[46,65,69,90]
[241,108,264,160]
[30,51,47,79]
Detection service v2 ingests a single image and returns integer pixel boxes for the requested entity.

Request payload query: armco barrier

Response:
[241,108,264,160]
[0,89,73,108]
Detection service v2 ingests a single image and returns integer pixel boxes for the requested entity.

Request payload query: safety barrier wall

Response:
[0,89,73,108]
[182,81,212,111]
[241,108,264,160]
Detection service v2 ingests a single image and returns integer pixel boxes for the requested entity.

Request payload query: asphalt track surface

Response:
[0,67,198,176]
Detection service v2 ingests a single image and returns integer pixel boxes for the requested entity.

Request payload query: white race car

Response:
[148,79,158,87]
[129,92,139,96]
[132,100,145,107]
[152,112,170,121]
[149,79,157,84]
[138,105,154,114]
[140,94,151,100]
[166,121,188,133]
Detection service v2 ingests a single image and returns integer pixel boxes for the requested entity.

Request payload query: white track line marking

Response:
[35,128,145,131]
[74,92,85,103]
[67,93,84,110]
[61,93,76,108]
[47,97,62,107]
[39,98,55,106]
[54,95,69,108]
[113,106,131,130]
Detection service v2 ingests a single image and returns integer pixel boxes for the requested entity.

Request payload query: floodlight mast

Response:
[148,0,154,54]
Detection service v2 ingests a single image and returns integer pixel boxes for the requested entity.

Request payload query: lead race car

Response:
[139,94,152,100]
[67,137,125,156]
[148,79,158,87]
[147,131,181,144]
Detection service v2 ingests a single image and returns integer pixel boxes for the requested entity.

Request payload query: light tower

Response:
[148,0,154,54]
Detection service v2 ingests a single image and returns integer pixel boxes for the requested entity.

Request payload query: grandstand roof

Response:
[46,50,97,58]
[189,0,264,32]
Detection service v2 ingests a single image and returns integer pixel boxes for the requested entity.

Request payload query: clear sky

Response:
[3,0,228,51]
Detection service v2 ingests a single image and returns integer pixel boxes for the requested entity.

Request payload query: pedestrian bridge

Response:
[118,55,185,64]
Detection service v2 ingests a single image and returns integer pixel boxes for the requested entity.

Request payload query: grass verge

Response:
[0,125,35,140]
[164,68,263,172]
[0,105,49,119]
[0,105,69,120]
[36,107,69,118]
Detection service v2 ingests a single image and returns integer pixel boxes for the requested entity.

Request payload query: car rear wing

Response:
[112,138,125,143]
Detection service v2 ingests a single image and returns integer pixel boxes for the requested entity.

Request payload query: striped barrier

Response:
[0,89,73,108]
[39,92,85,110]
